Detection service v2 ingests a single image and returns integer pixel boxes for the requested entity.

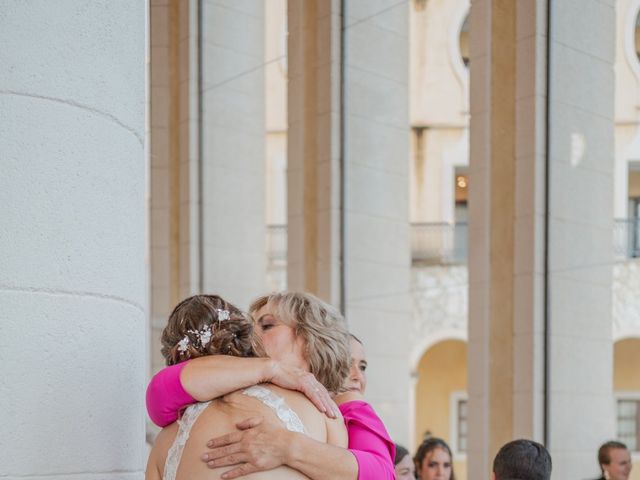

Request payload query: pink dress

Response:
[146,362,396,480]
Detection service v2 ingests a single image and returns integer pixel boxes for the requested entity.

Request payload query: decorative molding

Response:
[410,265,468,369]
[624,0,640,83]
[448,0,470,113]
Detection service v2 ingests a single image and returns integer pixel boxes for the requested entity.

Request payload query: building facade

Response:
[146,1,640,478]
[2,1,640,479]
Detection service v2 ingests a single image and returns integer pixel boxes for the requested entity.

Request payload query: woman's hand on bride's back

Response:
[267,361,339,419]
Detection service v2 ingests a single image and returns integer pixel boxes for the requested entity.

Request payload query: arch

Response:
[412,338,468,463]
[411,329,467,373]
[614,328,640,343]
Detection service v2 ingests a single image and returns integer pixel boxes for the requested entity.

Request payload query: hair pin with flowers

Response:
[177,309,230,355]
[216,308,230,324]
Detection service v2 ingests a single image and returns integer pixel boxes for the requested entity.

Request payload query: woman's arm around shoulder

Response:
[146,356,276,427]
[147,356,338,427]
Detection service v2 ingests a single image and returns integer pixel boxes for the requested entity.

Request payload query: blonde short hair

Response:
[249,291,351,394]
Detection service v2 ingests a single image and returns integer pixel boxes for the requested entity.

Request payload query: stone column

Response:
[149,0,200,377]
[287,0,343,303]
[343,1,412,443]
[0,1,146,478]
[468,0,615,477]
[287,0,412,442]
[200,0,266,308]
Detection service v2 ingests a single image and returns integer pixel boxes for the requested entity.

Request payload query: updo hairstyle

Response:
[161,294,264,365]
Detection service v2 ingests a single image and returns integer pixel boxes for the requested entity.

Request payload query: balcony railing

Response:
[411,222,468,265]
[614,218,640,259]
[267,219,640,267]
[266,224,287,265]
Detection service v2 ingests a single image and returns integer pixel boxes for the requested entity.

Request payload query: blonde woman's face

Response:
[395,454,415,480]
[254,303,308,371]
[418,447,452,480]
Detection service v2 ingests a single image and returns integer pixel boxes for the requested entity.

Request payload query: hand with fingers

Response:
[201,417,292,479]
[267,362,340,419]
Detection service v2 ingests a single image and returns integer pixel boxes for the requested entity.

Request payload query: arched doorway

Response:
[414,339,468,479]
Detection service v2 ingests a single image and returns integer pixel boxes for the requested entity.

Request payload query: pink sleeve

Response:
[146,361,196,427]
[339,400,396,480]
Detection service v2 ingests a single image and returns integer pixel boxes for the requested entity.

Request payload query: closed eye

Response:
[257,314,276,331]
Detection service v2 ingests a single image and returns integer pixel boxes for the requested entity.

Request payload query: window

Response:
[450,391,468,455]
[616,395,640,452]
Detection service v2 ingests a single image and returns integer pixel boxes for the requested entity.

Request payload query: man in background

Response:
[492,439,552,480]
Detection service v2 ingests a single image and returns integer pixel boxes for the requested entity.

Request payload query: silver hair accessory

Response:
[176,308,230,354]
[177,336,190,354]
[217,309,230,325]
[187,326,214,348]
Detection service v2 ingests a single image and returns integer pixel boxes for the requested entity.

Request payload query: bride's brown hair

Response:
[161,294,265,365]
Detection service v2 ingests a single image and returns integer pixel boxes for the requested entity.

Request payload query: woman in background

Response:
[394,444,415,480]
[414,437,456,480]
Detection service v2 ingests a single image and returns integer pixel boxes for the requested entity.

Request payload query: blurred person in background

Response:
[414,437,455,480]
[593,441,632,480]
[492,439,551,480]
[394,444,415,480]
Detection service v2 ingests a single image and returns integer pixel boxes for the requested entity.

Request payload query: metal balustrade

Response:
[267,219,640,266]
[266,224,287,265]
[410,222,468,265]
[614,218,640,259]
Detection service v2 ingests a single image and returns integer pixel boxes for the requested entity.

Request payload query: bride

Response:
[145,294,349,480]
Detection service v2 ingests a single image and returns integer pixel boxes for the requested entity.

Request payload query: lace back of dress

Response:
[163,401,211,480]
[242,385,306,434]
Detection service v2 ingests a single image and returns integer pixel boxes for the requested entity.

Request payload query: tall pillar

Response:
[0,1,146,478]
[342,1,412,443]
[287,0,343,303]
[149,0,200,377]
[287,1,412,441]
[200,0,266,307]
[468,0,615,477]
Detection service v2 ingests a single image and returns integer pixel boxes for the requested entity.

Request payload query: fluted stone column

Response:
[0,1,146,479]
[287,0,412,442]
[200,0,266,308]
[468,0,615,477]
